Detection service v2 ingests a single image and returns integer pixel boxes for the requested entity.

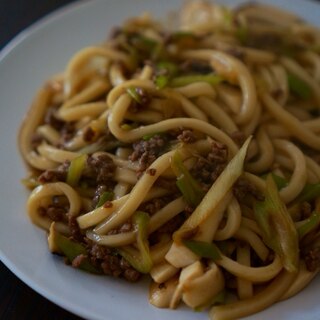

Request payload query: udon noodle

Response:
[19,1,320,319]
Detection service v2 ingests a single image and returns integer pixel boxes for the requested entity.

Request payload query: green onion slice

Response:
[183,240,221,261]
[66,154,87,187]
[171,151,205,207]
[254,175,299,272]
[117,211,153,273]
[287,73,312,99]
[298,212,320,239]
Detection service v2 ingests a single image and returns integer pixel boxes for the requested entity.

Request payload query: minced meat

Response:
[86,153,116,185]
[38,161,70,184]
[191,141,228,190]
[303,247,320,272]
[87,242,141,282]
[129,134,168,175]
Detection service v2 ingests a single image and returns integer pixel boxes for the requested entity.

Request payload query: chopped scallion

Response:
[66,154,87,187]
[96,191,114,208]
[254,175,299,272]
[117,211,153,273]
[287,73,312,99]
[183,240,221,261]
[298,212,320,239]
[171,151,205,207]
[127,87,142,104]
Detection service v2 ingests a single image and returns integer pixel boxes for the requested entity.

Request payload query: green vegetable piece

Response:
[118,211,153,273]
[66,154,87,187]
[254,175,299,272]
[235,25,248,44]
[296,183,320,203]
[96,191,114,208]
[52,228,100,274]
[171,151,205,207]
[127,87,142,104]
[156,61,178,75]
[262,173,288,190]
[155,74,169,89]
[121,122,138,131]
[21,176,39,189]
[131,35,157,51]
[298,212,320,239]
[155,61,178,89]
[183,240,221,261]
[174,137,252,243]
[271,174,288,190]
[170,74,223,87]
[287,73,312,99]
[79,138,122,154]
[142,132,165,141]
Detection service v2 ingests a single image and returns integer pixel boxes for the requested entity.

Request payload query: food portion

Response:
[19,1,320,319]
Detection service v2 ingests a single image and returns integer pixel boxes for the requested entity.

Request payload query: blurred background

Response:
[0,0,77,49]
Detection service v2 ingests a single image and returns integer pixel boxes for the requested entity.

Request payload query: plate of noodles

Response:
[1,0,320,319]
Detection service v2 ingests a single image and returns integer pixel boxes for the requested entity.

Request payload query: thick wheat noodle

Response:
[181,49,257,125]
[261,93,320,150]
[108,79,209,121]
[37,143,80,163]
[36,125,60,145]
[93,150,176,235]
[210,271,296,320]
[238,3,300,25]
[58,102,107,121]
[216,84,242,114]
[299,51,320,82]
[27,182,81,230]
[236,244,253,300]
[215,197,241,240]
[114,167,137,185]
[19,88,58,170]
[108,94,239,154]
[64,46,131,98]
[241,99,261,136]
[125,109,164,123]
[280,262,318,301]
[214,42,276,64]
[87,197,186,247]
[274,153,316,184]
[194,192,233,243]
[305,156,320,182]
[216,254,282,283]
[113,182,130,199]
[77,187,168,229]
[273,139,307,203]
[60,80,110,110]
[246,127,274,173]
[161,89,209,121]
[240,217,262,236]
[196,96,238,134]
[234,226,269,261]
[270,64,289,106]
[280,56,320,107]
[109,63,126,86]
[175,82,216,98]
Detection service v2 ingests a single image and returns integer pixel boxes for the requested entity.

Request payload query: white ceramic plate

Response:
[1,0,320,319]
